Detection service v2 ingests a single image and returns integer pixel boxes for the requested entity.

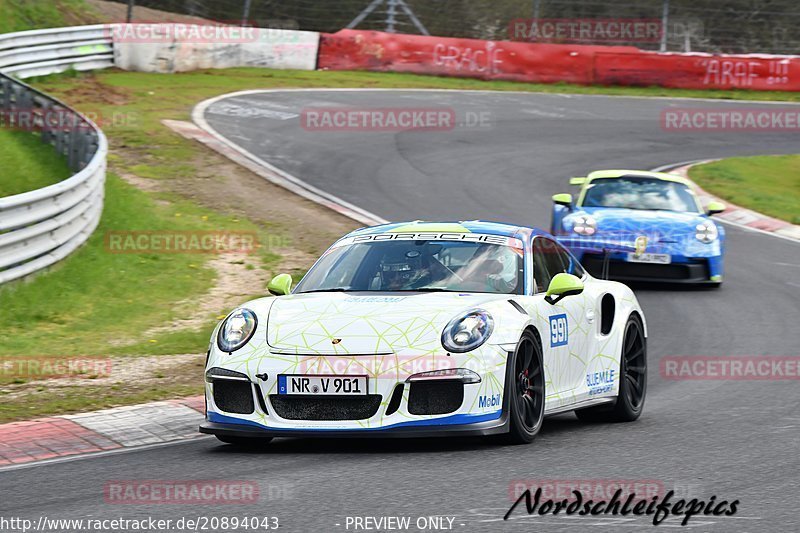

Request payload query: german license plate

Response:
[626,252,671,264]
[278,375,367,395]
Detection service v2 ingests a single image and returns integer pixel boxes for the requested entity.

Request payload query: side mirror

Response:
[267,273,293,296]
[706,201,726,216]
[552,193,573,208]
[569,177,587,186]
[545,273,584,305]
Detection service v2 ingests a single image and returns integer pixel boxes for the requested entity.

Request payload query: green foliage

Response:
[0,0,99,34]
[690,155,800,224]
[0,129,71,196]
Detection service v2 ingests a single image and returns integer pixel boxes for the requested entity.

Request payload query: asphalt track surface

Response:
[2,90,800,532]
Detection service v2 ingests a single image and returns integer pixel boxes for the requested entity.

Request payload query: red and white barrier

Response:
[595,51,796,91]
[318,29,628,84]
[319,29,800,92]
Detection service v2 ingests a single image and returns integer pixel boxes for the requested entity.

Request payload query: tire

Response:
[501,330,545,444]
[576,314,646,423]
[215,435,273,448]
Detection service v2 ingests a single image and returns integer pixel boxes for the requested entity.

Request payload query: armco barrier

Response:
[0,25,110,285]
[319,29,800,91]
[0,25,114,79]
[112,24,320,73]
[0,23,321,285]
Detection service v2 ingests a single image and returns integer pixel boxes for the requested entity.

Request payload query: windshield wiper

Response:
[406,287,458,293]
[296,288,350,294]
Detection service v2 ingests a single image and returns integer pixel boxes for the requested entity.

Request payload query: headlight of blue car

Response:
[572,215,597,236]
[696,220,718,243]
[217,308,258,352]
[442,309,494,353]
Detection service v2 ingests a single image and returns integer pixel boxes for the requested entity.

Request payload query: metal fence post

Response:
[127,0,135,23]
[242,0,253,26]
[660,0,670,52]
[386,0,398,33]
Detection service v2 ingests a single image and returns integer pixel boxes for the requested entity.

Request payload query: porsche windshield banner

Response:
[331,232,524,249]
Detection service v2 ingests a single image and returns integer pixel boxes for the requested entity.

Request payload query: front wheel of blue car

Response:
[503,330,545,445]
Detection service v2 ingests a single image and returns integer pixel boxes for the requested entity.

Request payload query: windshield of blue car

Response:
[580,176,701,213]
[293,237,524,295]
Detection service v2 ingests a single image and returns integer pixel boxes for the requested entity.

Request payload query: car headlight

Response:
[572,215,597,236]
[217,308,257,352]
[442,309,494,353]
[696,220,718,243]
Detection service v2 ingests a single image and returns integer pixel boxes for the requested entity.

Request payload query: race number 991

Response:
[549,314,568,347]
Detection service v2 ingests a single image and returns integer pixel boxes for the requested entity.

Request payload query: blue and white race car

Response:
[551,170,726,285]
[200,221,647,446]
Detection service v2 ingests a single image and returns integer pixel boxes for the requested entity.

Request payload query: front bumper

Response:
[578,252,723,284]
[200,411,509,439]
[200,347,511,437]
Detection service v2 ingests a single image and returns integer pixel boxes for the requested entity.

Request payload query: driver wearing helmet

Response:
[379,249,431,290]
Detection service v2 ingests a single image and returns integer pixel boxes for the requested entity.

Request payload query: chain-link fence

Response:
[114,0,800,54]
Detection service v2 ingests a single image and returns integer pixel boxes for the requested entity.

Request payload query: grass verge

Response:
[0,0,99,34]
[0,129,72,196]
[34,67,800,103]
[689,155,800,224]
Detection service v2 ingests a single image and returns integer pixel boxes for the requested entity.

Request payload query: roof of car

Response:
[347,221,549,240]
[585,169,694,187]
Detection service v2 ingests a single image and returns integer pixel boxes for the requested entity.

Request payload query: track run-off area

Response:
[2,90,799,532]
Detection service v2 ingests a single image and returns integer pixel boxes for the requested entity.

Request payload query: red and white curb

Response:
[0,396,204,467]
[668,161,800,242]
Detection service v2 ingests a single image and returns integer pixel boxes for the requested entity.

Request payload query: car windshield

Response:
[580,176,700,213]
[294,236,524,295]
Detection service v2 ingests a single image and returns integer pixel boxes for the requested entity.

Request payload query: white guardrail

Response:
[0,24,320,284]
[0,25,112,284]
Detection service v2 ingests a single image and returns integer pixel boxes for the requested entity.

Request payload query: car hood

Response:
[566,207,704,241]
[265,292,510,355]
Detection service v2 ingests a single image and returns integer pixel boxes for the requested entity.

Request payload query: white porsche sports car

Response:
[200,221,647,446]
